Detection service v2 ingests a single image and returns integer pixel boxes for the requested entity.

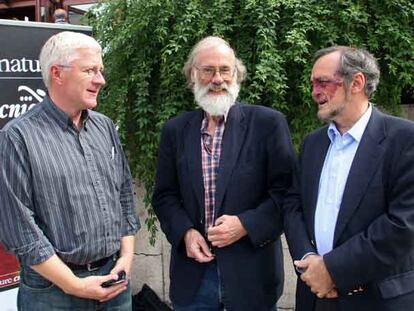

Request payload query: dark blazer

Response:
[152,103,295,310]
[284,107,414,311]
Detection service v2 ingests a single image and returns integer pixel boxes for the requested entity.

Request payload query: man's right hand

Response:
[66,274,127,302]
[184,228,215,263]
[31,254,128,302]
[294,254,336,298]
[325,288,339,298]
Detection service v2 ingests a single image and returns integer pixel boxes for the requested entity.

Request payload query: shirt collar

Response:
[43,95,90,131]
[327,103,372,143]
[200,111,225,133]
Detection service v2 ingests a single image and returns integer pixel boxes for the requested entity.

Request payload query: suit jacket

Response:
[152,103,295,310]
[284,107,414,311]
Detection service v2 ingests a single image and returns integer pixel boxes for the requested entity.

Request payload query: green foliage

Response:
[88,0,414,244]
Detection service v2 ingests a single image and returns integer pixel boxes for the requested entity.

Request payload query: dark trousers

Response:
[314,298,339,311]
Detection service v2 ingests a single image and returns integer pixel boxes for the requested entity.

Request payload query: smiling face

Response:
[311,51,348,123]
[58,48,105,112]
[192,44,240,116]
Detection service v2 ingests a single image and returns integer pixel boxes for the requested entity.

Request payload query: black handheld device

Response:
[101,271,126,288]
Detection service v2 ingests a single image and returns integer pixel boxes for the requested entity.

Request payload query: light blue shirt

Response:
[314,104,372,256]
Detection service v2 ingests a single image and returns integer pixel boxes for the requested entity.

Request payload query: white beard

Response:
[193,80,240,116]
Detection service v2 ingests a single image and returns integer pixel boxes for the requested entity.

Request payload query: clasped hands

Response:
[294,254,338,299]
[184,215,247,263]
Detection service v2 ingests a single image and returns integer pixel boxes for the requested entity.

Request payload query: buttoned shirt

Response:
[201,114,225,232]
[315,104,372,256]
[0,96,140,266]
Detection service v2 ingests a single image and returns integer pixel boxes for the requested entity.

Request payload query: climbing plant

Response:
[88,0,414,244]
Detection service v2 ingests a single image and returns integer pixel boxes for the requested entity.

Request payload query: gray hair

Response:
[39,31,102,88]
[183,36,246,87]
[314,46,380,98]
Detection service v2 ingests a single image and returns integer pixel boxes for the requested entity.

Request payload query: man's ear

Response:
[190,68,197,85]
[350,72,365,94]
[50,65,64,85]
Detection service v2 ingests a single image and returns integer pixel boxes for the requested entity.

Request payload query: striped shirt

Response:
[201,115,225,232]
[0,96,140,267]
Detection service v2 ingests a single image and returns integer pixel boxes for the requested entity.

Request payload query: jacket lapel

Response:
[333,108,386,244]
[307,129,331,240]
[185,110,204,214]
[215,105,247,212]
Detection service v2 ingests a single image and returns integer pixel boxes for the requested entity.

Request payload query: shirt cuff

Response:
[11,238,55,266]
[122,214,140,236]
[296,252,317,273]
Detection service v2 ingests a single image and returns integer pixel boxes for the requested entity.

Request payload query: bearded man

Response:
[284,46,414,311]
[152,36,295,311]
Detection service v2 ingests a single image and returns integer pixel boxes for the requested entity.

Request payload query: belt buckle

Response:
[86,263,99,272]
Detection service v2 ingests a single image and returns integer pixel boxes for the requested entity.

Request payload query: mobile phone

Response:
[101,271,126,288]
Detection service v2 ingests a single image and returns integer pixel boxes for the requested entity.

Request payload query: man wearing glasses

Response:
[284,46,414,311]
[0,31,139,310]
[152,36,295,310]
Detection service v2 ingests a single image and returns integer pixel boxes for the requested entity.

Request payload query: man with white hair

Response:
[0,31,139,310]
[152,36,295,310]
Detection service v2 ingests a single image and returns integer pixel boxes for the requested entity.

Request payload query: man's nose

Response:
[211,70,224,84]
[311,85,320,98]
[93,71,106,85]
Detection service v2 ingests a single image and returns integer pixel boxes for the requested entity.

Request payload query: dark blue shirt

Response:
[0,96,140,266]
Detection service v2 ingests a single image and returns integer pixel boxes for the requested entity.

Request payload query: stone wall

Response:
[129,183,296,310]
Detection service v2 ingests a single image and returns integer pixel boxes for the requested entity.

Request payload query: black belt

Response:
[65,253,118,272]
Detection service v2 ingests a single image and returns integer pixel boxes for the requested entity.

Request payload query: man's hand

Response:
[184,228,214,263]
[294,254,336,298]
[325,289,339,298]
[110,255,132,279]
[111,235,135,279]
[207,215,247,248]
[67,274,127,302]
[31,247,135,303]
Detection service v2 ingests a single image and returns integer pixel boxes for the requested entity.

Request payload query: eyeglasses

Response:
[57,64,105,78]
[195,66,234,80]
[311,78,343,90]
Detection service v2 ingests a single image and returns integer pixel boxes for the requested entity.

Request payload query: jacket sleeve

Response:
[151,121,194,248]
[282,136,316,262]
[238,113,296,246]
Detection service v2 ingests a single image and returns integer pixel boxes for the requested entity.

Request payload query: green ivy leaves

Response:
[89,0,414,244]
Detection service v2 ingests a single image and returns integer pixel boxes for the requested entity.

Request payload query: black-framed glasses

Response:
[195,66,234,80]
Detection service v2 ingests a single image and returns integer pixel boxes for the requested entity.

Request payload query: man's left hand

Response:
[294,254,335,298]
[110,252,133,279]
[207,215,247,248]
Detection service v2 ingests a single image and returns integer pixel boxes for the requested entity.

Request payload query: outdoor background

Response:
[88,1,414,309]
